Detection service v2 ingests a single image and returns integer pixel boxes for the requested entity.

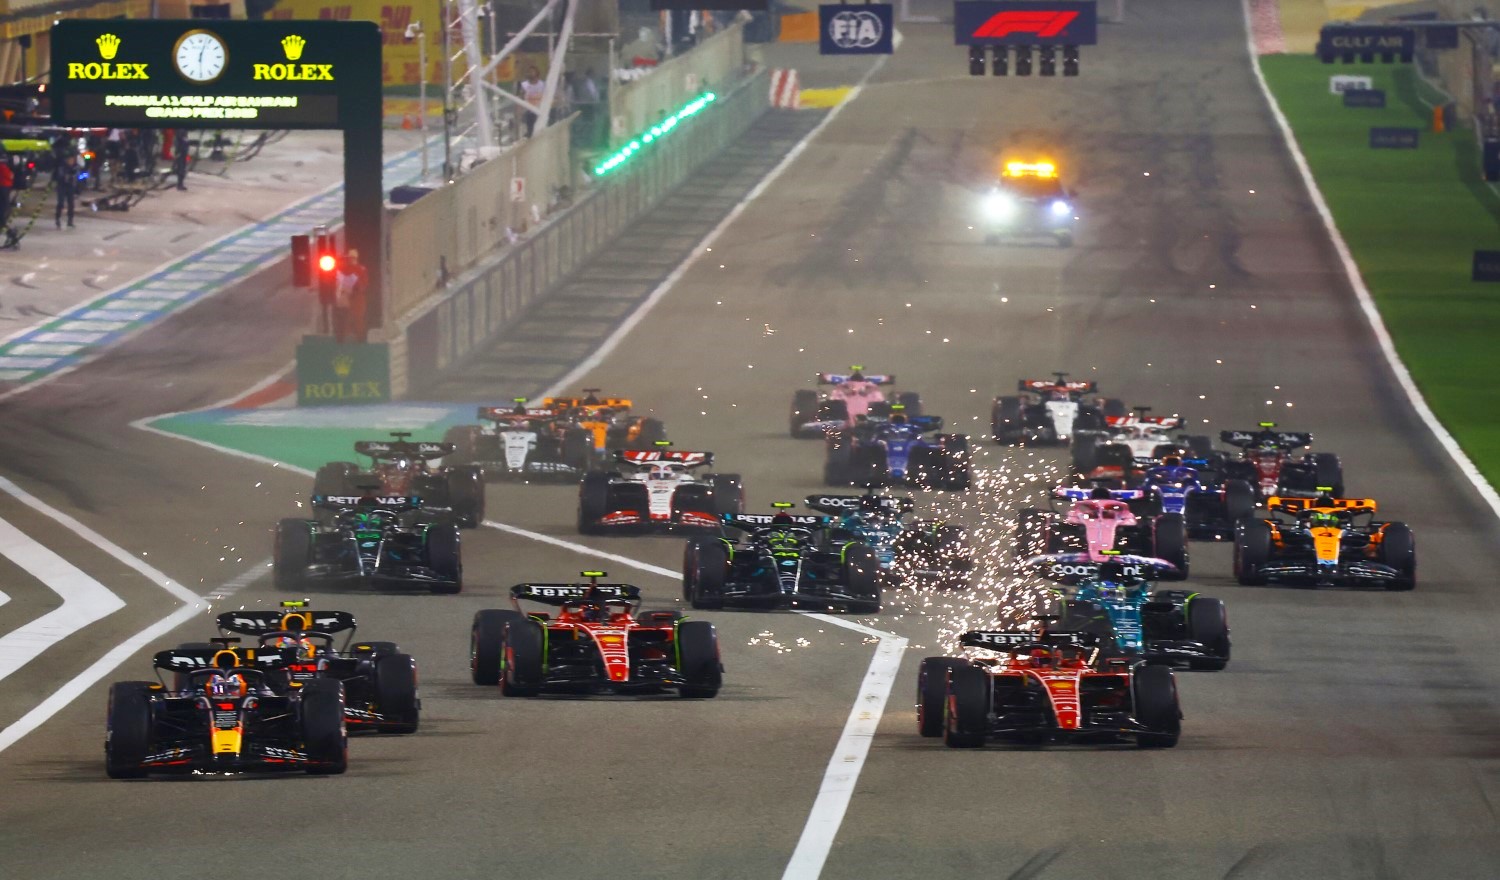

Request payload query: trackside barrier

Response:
[393,67,770,396]
[607,23,746,149]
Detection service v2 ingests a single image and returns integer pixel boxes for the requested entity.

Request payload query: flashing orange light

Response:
[317,254,337,272]
[1003,161,1057,178]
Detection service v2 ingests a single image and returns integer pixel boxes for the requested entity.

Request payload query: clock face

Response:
[174,30,227,83]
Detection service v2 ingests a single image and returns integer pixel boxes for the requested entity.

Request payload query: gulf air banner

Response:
[953,1,1097,46]
[265,0,445,85]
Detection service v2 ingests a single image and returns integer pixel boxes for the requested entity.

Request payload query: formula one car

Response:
[805,493,972,588]
[1234,493,1415,590]
[1030,555,1230,669]
[214,601,419,733]
[442,400,596,480]
[977,161,1077,247]
[789,368,922,438]
[274,493,462,593]
[683,505,883,613]
[1072,409,1207,482]
[469,573,722,698]
[1015,486,1188,578]
[540,389,666,453]
[312,433,485,528]
[992,373,1125,446]
[577,445,743,535]
[105,642,347,778]
[824,409,970,490]
[1211,422,1344,499]
[916,629,1181,748]
[1135,456,1255,541]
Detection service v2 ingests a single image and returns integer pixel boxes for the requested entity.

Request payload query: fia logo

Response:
[829,10,884,50]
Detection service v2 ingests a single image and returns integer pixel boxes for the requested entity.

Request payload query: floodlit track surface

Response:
[3,4,1500,878]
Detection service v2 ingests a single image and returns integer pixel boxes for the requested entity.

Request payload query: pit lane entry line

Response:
[1240,0,1500,521]
[481,519,908,880]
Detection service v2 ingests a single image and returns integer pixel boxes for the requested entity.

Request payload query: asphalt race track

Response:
[4,3,1500,878]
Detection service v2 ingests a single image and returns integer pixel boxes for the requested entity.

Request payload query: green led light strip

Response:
[593,91,718,177]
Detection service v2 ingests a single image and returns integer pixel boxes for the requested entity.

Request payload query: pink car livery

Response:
[789,368,922,438]
[1014,486,1188,579]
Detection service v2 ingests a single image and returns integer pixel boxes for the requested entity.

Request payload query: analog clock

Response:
[173,30,228,83]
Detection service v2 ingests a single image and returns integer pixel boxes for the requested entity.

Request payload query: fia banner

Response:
[819,4,894,55]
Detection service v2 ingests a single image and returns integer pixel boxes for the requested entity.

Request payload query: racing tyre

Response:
[791,390,819,437]
[562,428,594,471]
[1071,435,1100,476]
[675,620,722,698]
[442,425,482,468]
[313,462,358,496]
[1379,522,1417,591]
[500,619,546,697]
[633,418,667,449]
[1152,514,1189,580]
[709,474,745,516]
[991,396,1024,444]
[471,609,526,685]
[105,682,154,779]
[1185,597,1230,670]
[687,540,727,610]
[446,466,486,528]
[578,471,612,535]
[908,446,944,490]
[897,391,923,417]
[944,665,991,748]
[1185,434,1213,459]
[1132,665,1181,748]
[1224,479,1255,526]
[1313,452,1344,496]
[1014,508,1048,559]
[940,435,971,491]
[299,678,348,773]
[819,399,850,425]
[849,446,888,489]
[843,544,882,613]
[672,484,717,526]
[918,658,969,737]
[1102,398,1127,419]
[1234,519,1271,586]
[273,519,311,591]
[374,653,420,733]
[823,439,854,487]
[425,524,463,594]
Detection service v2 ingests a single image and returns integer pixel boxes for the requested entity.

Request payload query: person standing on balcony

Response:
[519,67,545,137]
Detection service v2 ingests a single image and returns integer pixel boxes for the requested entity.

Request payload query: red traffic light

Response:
[318,254,337,272]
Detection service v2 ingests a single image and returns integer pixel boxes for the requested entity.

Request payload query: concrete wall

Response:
[607,22,745,148]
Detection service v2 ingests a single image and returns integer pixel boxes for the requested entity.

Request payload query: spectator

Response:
[53,153,79,229]
[172,129,190,191]
[519,67,545,137]
[335,248,370,343]
[0,149,12,232]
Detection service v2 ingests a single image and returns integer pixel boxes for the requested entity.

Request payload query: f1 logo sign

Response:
[973,10,1077,38]
[954,1,1098,46]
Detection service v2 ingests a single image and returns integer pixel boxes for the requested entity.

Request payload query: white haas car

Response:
[577,445,744,535]
[1072,409,1209,482]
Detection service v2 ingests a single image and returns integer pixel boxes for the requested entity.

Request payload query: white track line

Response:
[0,513,126,684]
[537,55,891,401]
[1241,0,1500,519]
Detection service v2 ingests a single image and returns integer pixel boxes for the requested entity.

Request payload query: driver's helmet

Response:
[578,602,607,623]
[349,511,384,531]
[771,513,795,526]
[1027,650,1054,669]
[1309,511,1340,528]
[1049,389,1070,401]
[207,672,248,698]
[848,370,865,382]
[889,413,908,425]
[1160,455,1183,468]
[1089,486,1113,500]
[582,391,601,405]
[648,465,674,481]
[511,401,529,415]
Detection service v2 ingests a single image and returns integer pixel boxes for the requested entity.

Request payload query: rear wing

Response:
[478,406,555,421]
[509,583,642,605]
[958,631,1087,651]
[354,440,454,461]
[1026,552,1177,584]
[615,449,712,467]
[543,396,632,409]
[723,512,828,530]
[1219,429,1312,450]
[216,609,357,636]
[312,494,422,510]
[804,494,914,515]
[1053,487,1144,502]
[1267,496,1377,514]
[818,372,895,386]
[152,646,293,672]
[1105,414,1183,429]
[1019,378,1095,393]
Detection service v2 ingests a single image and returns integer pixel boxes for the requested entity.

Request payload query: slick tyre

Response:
[562,428,594,471]
[1014,508,1048,559]
[471,609,526,685]
[425,525,463,593]
[843,544,882,613]
[299,678,348,774]
[708,474,745,516]
[632,418,667,449]
[442,425,482,467]
[1234,519,1271,586]
[991,396,1024,445]
[791,390,819,437]
[445,466,486,528]
[1224,479,1255,526]
[1152,514,1189,580]
[1071,435,1100,476]
[105,682,153,779]
[686,540,727,610]
[823,437,855,487]
[675,620,722,698]
[897,391,923,417]
[944,665,990,749]
[850,446,888,488]
[374,653,420,733]
[500,619,546,697]
[1380,522,1417,591]
[918,658,969,737]
[578,471,612,535]
[273,519,311,591]
[313,462,358,496]
[1313,452,1344,497]
[1185,597,1230,670]
[1132,665,1181,749]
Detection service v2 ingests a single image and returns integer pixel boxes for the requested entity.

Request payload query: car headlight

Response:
[983,192,1016,220]
[1050,199,1072,217]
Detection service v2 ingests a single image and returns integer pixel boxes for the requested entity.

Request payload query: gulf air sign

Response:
[954,1,1098,46]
